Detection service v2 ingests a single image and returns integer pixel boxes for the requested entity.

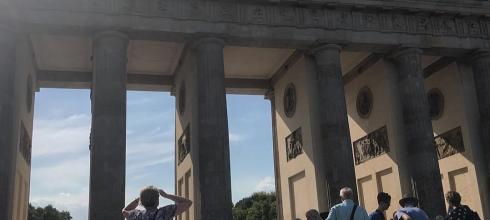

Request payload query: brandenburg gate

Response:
[1,0,489,219]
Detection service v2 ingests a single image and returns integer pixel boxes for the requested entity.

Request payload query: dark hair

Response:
[445,191,461,206]
[377,192,391,204]
[140,186,159,209]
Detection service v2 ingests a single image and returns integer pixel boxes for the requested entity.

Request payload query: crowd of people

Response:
[304,187,481,220]
[120,185,480,220]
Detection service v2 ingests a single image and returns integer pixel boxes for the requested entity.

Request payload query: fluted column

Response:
[310,44,357,206]
[89,31,129,220]
[194,37,232,220]
[471,50,490,181]
[0,25,17,220]
[392,48,445,218]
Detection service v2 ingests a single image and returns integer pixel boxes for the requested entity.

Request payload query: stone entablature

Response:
[20,0,490,40]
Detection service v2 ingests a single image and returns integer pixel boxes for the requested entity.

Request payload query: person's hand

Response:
[159,189,168,197]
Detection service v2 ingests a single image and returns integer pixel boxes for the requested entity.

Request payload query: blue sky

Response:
[30,89,275,220]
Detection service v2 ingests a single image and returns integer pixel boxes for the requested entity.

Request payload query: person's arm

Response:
[122,198,139,218]
[159,189,192,216]
[326,206,336,220]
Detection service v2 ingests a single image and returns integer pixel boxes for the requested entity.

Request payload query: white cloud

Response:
[31,155,89,191]
[32,114,91,157]
[254,176,275,192]
[229,133,247,142]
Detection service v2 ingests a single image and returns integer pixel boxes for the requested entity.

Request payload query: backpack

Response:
[449,206,480,220]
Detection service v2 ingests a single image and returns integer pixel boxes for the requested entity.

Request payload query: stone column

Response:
[89,31,128,220]
[194,37,232,220]
[0,25,17,220]
[310,44,357,206]
[392,48,445,218]
[471,50,490,185]
[265,90,284,220]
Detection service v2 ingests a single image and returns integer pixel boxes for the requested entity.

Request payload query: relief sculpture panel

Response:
[435,127,465,160]
[286,128,303,161]
[19,122,32,166]
[178,125,191,165]
[353,126,389,165]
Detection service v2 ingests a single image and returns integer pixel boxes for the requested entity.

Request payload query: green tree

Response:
[28,204,72,220]
[233,192,277,220]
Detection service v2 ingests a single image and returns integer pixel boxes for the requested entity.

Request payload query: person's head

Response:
[399,194,419,208]
[140,186,159,210]
[306,209,321,220]
[445,191,462,208]
[377,192,391,211]
[340,187,354,201]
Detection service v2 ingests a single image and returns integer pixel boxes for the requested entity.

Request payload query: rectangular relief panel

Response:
[178,124,190,165]
[375,168,398,216]
[289,171,306,219]
[357,175,376,211]
[177,177,184,220]
[435,127,464,160]
[185,170,191,220]
[353,126,389,165]
[448,167,472,206]
[285,127,303,161]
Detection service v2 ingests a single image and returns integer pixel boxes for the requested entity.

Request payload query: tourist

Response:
[369,192,391,220]
[306,209,323,220]
[393,194,429,220]
[122,186,192,220]
[445,191,480,220]
[326,187,369,220]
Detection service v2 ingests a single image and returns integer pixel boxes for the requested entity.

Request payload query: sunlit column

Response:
[89,31,129,220]
[310,44,358,206]
[193,37,232,220]
[391,48,445,218]
[0,24,18,220]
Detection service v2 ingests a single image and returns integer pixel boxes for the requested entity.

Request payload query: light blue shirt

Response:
[326,200,370,220]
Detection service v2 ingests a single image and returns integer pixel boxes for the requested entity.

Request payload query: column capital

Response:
[264,89,275,101]
[309,44,342,56]
[92,31,129,45]
[192,37,225,50]
[391,47,423,60]
[470,49,490,61]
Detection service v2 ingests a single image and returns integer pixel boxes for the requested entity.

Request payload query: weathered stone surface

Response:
[20,0,490,39]
[89,31,128,220]
[194,37,233,220]
[311,44,358,205]
[392,48,445,218]
[0,24,17,220]
[471,51,490,177]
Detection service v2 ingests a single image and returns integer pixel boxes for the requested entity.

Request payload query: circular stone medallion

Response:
[283,83,297,118]
[428,88,444,120]
[356,86,373,119]
[179,83,186,116]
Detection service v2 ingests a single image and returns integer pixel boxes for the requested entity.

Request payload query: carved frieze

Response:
[353,126,389,165]
[286,127,303,161]
[19,122,32,166]
[23,0,490,40]
[435,127,464,160]
[178,125,190,165]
